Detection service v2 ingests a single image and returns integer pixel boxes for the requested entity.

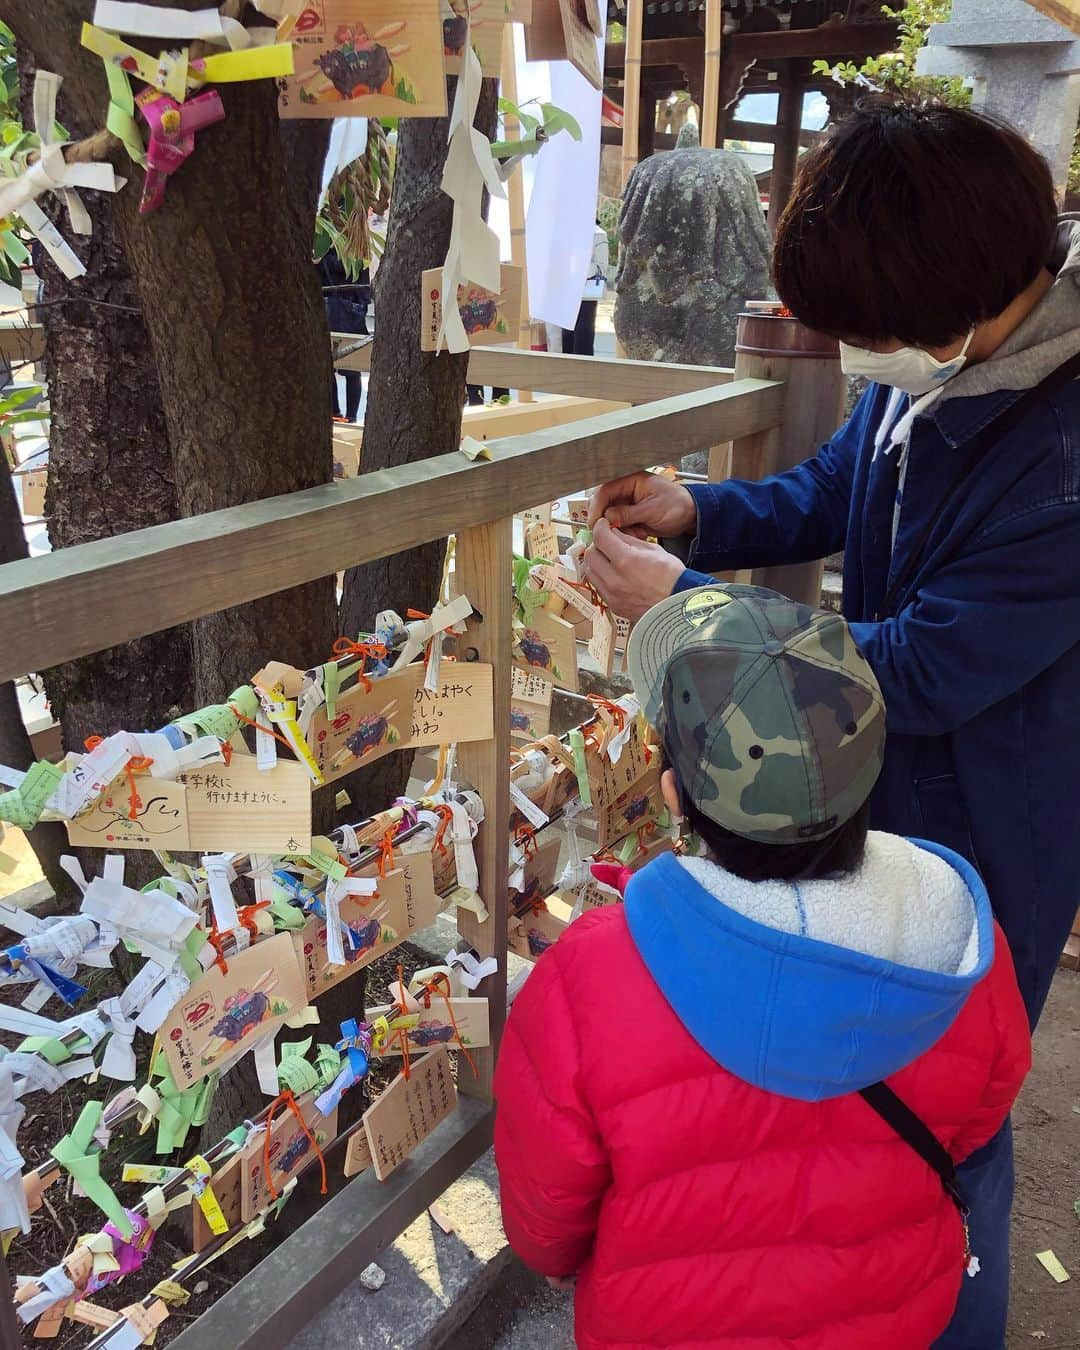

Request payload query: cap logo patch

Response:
[683,589,733,628]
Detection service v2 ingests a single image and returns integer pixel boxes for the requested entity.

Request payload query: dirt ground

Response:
[1006,967,1080,1348]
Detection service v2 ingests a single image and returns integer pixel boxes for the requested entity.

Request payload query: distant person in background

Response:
[560,222,610,357]
[318,245,369,423]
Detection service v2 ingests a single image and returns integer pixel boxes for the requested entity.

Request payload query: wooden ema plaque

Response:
[279,0,448,120]
[19,467,46,517]
[67,756,312,855]
[596,762,666,850]
[159,933,308,1089]
[344,1127,374,1178]
[306,662,494,785]
[510,667,552,742]
[524,0,602,88]
[362,1048,457,1180]
[512,832,561,911]
[524,519,559,563]
[367,997,489,1057]
[182,756,312,854]
[242,1096,337,1220]
[192,1150,242,1252]
[293,860,437,999]
[420,264,523,352]
[508,891,571,962]
[441,1,507,77]
[513,608,578,692]
[332,425,363,479]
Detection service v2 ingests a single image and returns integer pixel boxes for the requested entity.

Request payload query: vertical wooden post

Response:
[500,24,534,402]
[701,0,723,149]
[620,0,644,189]
[729,306,845,606]
[0,1253,18,1350]
[454,517,513,1102]
[769,74,803,236]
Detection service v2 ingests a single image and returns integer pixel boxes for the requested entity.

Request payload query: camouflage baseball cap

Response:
[627,584,885,844]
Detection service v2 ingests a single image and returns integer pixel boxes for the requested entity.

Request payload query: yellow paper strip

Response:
[196,44,294,81]
[185,1155,229,1236]
[1036,1249,1070,1283]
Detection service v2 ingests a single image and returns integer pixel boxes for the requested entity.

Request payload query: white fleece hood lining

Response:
[678,832,981,978]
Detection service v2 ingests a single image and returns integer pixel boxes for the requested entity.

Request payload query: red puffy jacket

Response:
[494,845,1030,1349]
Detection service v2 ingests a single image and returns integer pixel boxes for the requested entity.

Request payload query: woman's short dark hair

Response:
[772,96,1058,349]
[681,794,871,883]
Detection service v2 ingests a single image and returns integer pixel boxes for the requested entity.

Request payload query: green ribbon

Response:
[512,555,550,624]
[298,850,346,882]
[103,60,147,168]
[568,728,593,808]
[277,1038,340,1095]
[172,685,260,742]
[52,1101,133,1238]
[178,928,211,983]
[150,1057,217,1155]
[17,1032,86,1064]
[268,883,307,932]
[0,760,62,829]
[323,659,342,721]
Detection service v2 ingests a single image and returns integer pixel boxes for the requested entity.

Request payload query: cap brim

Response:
[626,590,706,727]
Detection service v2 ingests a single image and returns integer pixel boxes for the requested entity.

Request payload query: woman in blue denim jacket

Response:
[585,99,1080,1350]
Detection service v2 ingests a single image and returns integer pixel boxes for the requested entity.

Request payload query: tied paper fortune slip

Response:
[279,0,447,119]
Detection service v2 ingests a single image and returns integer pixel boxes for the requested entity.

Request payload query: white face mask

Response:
[839,327,976,397]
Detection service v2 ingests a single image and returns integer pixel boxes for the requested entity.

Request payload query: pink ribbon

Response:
[83,1210,155,1294]
[136,89,226,214]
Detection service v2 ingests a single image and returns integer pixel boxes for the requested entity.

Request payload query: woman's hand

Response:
[583,519,684,622]
[588,471,696,540]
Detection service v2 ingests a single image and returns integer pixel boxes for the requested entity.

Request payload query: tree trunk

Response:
[337,80,498,817]
[9,42,191,900]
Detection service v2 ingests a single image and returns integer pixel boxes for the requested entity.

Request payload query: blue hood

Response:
[623,843,994,1101]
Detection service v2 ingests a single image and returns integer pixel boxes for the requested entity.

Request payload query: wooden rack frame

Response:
[0,350,784,1350]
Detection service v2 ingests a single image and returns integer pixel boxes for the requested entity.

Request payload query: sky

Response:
[736,89,831,135]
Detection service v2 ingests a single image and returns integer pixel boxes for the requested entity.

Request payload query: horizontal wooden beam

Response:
[0,379,782,681]
[1020,0,1080,35]
[605,22,898,72]
[336,344,735,403]
[170,1099,495,1350]
[600,121,823,150]
[0,323,44,365]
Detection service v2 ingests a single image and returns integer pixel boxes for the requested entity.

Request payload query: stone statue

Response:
[614,149,771,366]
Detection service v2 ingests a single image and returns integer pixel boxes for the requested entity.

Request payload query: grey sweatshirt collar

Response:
[937,215,1080,405]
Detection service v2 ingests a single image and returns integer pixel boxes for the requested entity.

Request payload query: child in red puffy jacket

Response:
[494,585,1030,1350]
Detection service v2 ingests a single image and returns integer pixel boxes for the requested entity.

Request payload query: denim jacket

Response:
[675,375,1080,1023]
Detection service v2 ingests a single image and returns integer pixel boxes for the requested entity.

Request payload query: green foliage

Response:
[813,1,969,106]
[1069,124,1080,199]
[491,98,582,161]
[597,195,620,267]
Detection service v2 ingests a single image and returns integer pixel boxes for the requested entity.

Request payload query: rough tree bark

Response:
[10,49,195,900]
[337,80,498,817]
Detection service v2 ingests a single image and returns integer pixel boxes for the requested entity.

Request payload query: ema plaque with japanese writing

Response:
[362,1047,458,1180]
[182,756,312,854]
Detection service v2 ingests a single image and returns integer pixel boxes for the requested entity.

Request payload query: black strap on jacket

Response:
[875,346,1080,620]
[859,1082,967,1217]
